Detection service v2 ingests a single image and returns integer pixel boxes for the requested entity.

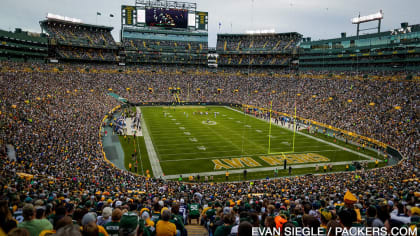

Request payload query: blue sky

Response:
[1,0,419,47]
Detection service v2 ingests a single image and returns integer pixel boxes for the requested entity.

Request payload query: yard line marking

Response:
[202,120,217,125]
[184,132,191,135]
[189,138,198,142]
[139,107,163,177]
[197,146,206,151]
[179,127,185,130]
[256,130,262,133]
[189,110,248,155]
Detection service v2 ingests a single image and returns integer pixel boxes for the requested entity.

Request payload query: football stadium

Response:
[0,0,419,235]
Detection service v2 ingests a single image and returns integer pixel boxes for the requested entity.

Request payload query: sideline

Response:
[139,107,164,177]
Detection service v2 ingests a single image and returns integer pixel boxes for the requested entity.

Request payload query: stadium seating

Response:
[0,62,418,236]
[216,33,301,67]
[121,26,208,65]
[217,33,300,52]
[299,23,420,71]
[0,29,48,62]
[40,19,118,62]
[123,38,207,65]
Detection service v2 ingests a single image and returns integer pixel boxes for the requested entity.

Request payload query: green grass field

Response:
[120,106,380,178]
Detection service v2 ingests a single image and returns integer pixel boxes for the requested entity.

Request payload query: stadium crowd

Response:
[56,47,118,61]
[0,62,419,236]
[42,21,116,47]
[216,34,300,52]
[124,39,207,52]
[218,55,290,66]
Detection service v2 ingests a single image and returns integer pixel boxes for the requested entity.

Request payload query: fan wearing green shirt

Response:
[104,208,122,236]
[18,204,53,236]
[214,213,235,236]
[187,201,201,225]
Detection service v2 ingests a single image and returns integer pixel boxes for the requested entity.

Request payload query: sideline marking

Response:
[139,107,163,177]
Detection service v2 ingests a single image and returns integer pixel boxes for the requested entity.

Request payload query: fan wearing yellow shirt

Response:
[156,209,177,236]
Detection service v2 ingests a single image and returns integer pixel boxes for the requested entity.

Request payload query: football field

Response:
[134,106,380,178]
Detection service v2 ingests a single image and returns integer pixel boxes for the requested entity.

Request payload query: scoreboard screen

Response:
[146,8,188,28]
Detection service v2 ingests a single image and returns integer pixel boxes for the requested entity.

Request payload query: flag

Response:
[97,12,101,16]
[110,14,114,17]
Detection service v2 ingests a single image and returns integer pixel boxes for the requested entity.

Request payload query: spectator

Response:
[7,228,29,236]
[214,214,234,236]
[97,208,113,226]
[237,221,253,236]
[54,224,82,236]
[18,204,53,236]
[118,212,142,236]
[0,200,17,234]
[156,210,177,236]
[81,213,108,236]
[104,209,122,236]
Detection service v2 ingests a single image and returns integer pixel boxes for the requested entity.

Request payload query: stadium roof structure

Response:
[218,32,302,37]
[40,18,113,32]
[0,29,48,44]
[303,23,420,45]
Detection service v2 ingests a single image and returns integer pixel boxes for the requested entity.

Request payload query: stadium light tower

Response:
[351,10,384,36]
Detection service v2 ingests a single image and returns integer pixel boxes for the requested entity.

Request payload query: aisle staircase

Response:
[283,39,294,50]
[185,224,208,236]
[273,40,281,50]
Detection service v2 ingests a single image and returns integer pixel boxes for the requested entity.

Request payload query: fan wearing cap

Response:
[17,204,53,236]
[409,207,420,223]
[98,207,113,226]
[80,213,109,236]
[139,208,155,236]
[343,191,362,225]
[118,212,144,236]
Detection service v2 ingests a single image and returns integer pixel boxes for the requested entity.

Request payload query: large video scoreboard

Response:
[121,0,207,31]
